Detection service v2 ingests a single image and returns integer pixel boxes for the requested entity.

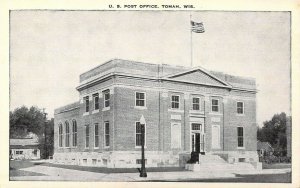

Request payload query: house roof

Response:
[10,138,39,146]
[257,141,273,150]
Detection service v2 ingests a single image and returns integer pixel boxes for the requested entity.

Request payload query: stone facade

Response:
[54,59,259,168]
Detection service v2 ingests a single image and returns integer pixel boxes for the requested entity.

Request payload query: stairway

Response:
[185,154,257,173]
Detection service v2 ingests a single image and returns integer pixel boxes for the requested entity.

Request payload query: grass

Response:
[149,172,292,183]
[10,160,186,175]
[10,160,46,177]
[9,160,292,182]
[40,162,187,174]
[263,163,291,169]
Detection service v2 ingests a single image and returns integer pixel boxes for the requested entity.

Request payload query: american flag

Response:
[191,20,205,33]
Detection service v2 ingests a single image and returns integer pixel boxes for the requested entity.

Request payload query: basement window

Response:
[136,159,147,164]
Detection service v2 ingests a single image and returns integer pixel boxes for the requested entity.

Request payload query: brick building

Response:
[53,59,260,168]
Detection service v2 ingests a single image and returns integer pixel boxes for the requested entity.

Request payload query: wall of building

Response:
[10,148,40,160]
[54,60,258,168]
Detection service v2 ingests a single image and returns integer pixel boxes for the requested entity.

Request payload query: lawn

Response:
[40,162,187,174]
[10,159,187,175]
[149,172,292,183]
[263,163,291,169]
[10,160,46,177]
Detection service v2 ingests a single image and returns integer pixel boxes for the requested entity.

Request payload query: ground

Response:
[9,160,291,182]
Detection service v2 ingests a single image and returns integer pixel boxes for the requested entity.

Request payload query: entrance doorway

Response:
[191,123,205,153]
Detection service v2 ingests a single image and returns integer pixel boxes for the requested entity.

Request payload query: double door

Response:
[191,132,205,153]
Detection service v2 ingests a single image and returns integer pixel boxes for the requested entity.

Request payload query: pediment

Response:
[164,68,231,88]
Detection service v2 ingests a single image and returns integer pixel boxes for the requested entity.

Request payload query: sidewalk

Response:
[10,164,291,181]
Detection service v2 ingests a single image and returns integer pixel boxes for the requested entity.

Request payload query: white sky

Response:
[10,11,291,125]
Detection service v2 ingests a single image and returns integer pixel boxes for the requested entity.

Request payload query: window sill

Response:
[168,109,184,113]
[102,107,110,111]
[236,113,245,116]
[83,112,89,116]
[135,146,147,149]
[189,110,204,114]
[104,146,110,149]
[134,106,147,110]
[209,112,223,116]
[94,147,99,149]
[237,147,245,149]
[92,109,100,114]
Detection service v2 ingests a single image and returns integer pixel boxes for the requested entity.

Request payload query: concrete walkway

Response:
[10,165,291,181]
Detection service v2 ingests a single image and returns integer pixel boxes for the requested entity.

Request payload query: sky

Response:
[10,11,291,125]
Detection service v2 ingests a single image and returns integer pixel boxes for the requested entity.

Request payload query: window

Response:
[171,95,180,109]
[85,125,89,148]
[72,120,77,147]
[237,127,244,147]
[103,90,110,108]
[211,99,219,112]
[84,96,89,112]
[136,159,147,164]
[104,122,110,147]
[237,102,244,114]
[16,151,23,155]
[136,92,146,107]
[192,123,201,131]
[136,122,146,147]
[65,121,70,147]
[33,149,37,157]
[192,97,200,110]
[59,123,63,147]
[93,93,99,110]
[94,123,99,148]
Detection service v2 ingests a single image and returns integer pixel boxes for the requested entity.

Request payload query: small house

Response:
[257,140,274,157]
[10,138,40,160]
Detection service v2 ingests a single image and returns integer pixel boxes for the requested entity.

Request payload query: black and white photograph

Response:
[7,9,293,183]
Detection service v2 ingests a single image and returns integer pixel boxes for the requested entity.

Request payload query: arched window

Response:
[65,121,70,147]
[72,120,77,147]
[58,123,63,147]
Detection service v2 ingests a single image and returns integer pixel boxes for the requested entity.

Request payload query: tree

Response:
[257,112,287,156]
[44,118,54,158]
[10,106,46,138]
[10,106,54,158]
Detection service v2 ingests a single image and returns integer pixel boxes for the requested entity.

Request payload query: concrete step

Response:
[186,154,256,172]
[186,163,256,172]
[199,154,227,164]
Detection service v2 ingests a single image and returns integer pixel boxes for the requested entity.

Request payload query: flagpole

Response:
[190,13,193,67]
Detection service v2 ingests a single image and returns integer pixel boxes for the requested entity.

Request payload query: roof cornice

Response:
[76,72,257,93]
